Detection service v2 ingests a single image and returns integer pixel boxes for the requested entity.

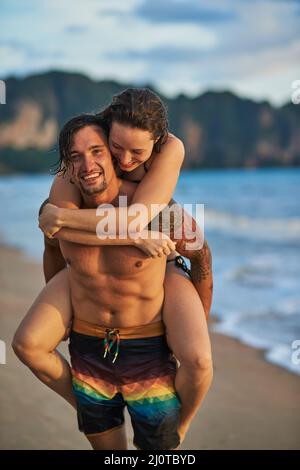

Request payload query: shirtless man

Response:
[13,115,213,450]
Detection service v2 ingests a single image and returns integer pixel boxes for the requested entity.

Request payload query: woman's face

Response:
[109,121,156,172]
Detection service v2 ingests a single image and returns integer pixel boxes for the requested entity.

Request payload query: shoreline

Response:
[0,243,300,449]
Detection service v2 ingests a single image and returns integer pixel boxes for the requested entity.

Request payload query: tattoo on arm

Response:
[190,241,212,282]
[149,200,212,286]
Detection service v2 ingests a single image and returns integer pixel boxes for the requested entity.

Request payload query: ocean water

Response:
[0,168,299,375]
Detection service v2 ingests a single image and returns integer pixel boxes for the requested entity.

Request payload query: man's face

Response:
[68,125,114,196]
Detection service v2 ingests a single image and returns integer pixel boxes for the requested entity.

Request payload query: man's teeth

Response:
[82,172,101,181]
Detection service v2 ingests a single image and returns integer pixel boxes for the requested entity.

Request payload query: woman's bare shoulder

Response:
[165,133,185,154]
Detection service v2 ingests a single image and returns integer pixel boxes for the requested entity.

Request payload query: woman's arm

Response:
[40,135,185,237]
[131,134,184,208]
[54,228,176,258]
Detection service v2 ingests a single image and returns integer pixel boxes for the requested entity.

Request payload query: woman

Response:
[13,88,213,448]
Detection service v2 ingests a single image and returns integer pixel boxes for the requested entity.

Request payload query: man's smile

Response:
[80,171,103,185]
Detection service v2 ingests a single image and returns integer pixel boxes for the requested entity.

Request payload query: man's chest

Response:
[59,240,152,278]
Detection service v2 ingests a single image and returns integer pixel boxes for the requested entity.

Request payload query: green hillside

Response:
[0,71,299,173]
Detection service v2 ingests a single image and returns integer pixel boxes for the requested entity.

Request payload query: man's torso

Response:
[59,180,166,327]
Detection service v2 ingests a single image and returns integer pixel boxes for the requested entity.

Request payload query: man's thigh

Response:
[86,424,128,450]
[121,335,181,450]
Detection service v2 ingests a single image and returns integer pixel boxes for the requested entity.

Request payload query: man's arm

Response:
[39,199,66,283]
[43,236,66,283]
[187,241,213,320]
[156,201,213,320]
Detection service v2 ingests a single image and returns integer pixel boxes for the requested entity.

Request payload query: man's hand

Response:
[39,203,62,238]
[175,222,204,260]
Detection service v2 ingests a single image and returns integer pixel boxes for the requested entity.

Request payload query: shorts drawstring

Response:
[103,328,120,363]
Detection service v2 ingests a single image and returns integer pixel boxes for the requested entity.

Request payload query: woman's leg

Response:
[163,261,213,442]
[12,268,76,408]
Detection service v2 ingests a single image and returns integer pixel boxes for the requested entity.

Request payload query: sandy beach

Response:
[0,244,299,450]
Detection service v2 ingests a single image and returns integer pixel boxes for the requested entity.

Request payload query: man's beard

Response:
[79,174,108,196]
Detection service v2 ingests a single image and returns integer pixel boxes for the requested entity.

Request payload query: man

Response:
[14,115,213,450]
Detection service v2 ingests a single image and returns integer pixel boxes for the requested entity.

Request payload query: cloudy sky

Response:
[0,0,299,104]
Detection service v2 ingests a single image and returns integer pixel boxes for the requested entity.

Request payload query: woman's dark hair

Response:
[98,88,169,153]
[55,113,108,175]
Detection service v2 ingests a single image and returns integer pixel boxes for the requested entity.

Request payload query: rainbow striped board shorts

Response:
[69,318,181,450]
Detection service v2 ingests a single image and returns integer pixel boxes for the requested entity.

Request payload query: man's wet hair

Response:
[55,113,109,175]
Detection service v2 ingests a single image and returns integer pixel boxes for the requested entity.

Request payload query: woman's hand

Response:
[133,231,176,258]
[39,203,62,238]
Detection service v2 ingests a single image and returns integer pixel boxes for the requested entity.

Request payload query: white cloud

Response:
[0,0,299,104]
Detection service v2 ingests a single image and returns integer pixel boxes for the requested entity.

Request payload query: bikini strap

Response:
[167,256,192,278]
